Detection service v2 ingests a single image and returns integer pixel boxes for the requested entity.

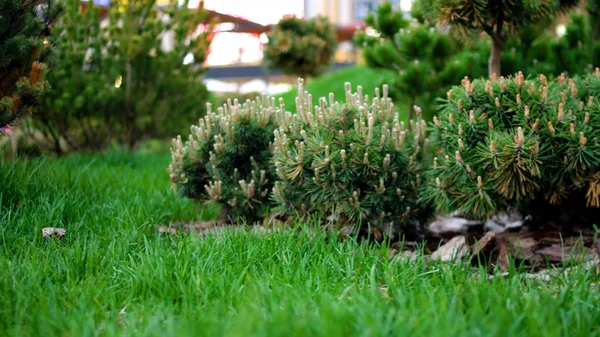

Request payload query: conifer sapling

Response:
[418,0,580,76]
[354,1,460,121]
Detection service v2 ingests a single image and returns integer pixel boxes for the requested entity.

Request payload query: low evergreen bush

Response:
[169,96,278,224]
[272,79,432,238]
[263,15,337,79]
[423,69,600,228]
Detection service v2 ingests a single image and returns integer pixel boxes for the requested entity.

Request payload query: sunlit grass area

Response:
[1,149,599,337]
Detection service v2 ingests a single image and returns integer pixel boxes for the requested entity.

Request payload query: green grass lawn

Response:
[276,66,404,114]
[208,66,405,121]
[1,149,600,337]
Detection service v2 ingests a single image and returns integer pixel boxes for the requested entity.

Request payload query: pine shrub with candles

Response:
[263,15,337,79]
[272,79,432,237]
[169,97,278,224]
[0,0,61,131]
[423,68,600,228]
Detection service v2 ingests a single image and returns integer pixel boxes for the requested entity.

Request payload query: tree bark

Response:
[10,125,18,157]
[488,38,504,78]
[125,59,135,149]
[218,204,230,226]
[408,95,416,123]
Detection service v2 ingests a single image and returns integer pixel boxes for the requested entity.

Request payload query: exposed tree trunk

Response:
[10,126,18,157]
[408,95,416,123]
[125,59,135,150]
[488,38,504,78]
[217,204,230,226]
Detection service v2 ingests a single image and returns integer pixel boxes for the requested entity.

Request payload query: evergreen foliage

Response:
[588,0,600,39]
[354,1,464,121]
[263,15,337,79]
[356,0,598,117]
[0,0,61,131]
[549,11,600,75]
[418,0,580,77]
[437,7,599,79]
[31,0,211,153]
[273,79,431,237]
[415,0,600,78]
[423,69,600,228]
[498,6,599,77]
[169,96,278,224]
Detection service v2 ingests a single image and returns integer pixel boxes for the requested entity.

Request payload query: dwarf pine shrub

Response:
[263,15,337,79]
[169,97,278,224]
[423,68,600,227]
[272,79,432,235]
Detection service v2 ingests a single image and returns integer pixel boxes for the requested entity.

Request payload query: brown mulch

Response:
[416,230,600,273]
